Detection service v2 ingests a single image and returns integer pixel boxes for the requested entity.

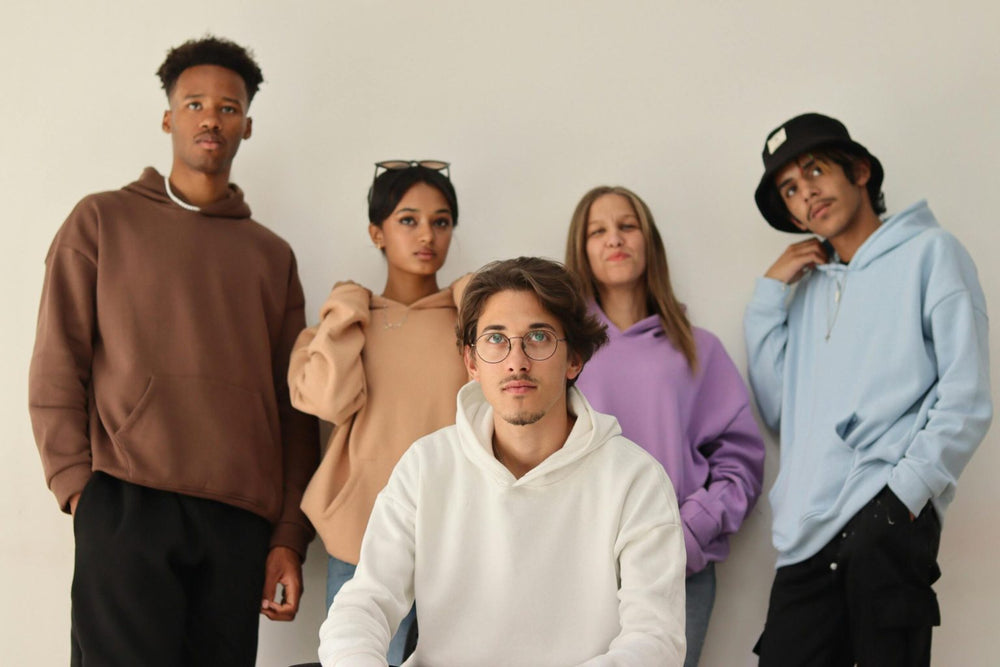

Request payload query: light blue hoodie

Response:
[744,200,992,567]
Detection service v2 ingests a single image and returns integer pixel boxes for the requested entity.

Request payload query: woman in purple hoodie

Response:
[565,186,765,667]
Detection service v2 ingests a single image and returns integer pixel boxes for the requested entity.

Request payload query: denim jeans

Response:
[326,555,417,665]
[685,562,717,667]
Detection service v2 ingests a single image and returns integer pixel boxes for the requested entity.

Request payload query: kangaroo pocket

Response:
[113,375,279,514]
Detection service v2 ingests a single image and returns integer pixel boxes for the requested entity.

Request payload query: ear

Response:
[565,351,583,382]
[852,158,872,187]
[369,224,384,249]
[243,116,253,140]
[162,110,172,134]
[463,345,480,381]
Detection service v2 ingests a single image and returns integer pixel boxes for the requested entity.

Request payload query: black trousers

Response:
[756,486,941,667]
[70,472,271,667]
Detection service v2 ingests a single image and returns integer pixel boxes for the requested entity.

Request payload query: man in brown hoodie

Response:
[28,36,318,666]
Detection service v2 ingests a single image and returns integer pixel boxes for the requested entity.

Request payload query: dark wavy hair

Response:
[368,166,458,227]
[458,257,608,385]
[156,35,264,103]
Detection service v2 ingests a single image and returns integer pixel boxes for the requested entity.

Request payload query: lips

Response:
[415,249,437,260]
[809,199,833,221]
[195,132,225,149]
[606,251,629,261]
[501,375,537,394]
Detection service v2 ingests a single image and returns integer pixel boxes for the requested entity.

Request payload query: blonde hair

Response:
[564,186,697,371]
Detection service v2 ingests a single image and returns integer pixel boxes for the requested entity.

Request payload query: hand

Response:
[69,493,81,515]
[260,546,303,621]
[764,238,829,284]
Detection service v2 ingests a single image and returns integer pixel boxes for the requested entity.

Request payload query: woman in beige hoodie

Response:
[289,161,469,663]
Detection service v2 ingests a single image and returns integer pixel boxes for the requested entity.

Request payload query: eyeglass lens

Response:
[475,331,559,363]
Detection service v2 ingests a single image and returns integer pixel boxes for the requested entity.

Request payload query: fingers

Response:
[260,546,303,622]
[764,238,829,284]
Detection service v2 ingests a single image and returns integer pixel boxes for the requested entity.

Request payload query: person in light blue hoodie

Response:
[744,113,992,667]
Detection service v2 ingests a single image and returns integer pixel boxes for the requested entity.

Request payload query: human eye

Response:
[221,105,238,114]
[398,216,417,226]
[810,165,823,176]
[587,226,604,238]
[485,332,507,345]
[526,330,552,344]
[186,101,202,111]
[433,217,453,228]
[783,185,797,199]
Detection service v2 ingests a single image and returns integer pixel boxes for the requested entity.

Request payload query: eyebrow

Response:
[480,323,557,333]
[395,207,452,215]
[181,94,244,106]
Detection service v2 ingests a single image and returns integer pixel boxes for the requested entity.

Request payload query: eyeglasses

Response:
[373,159,450,182]
[472,330,566,364]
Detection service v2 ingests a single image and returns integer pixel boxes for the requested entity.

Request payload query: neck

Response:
[167,165,232,208]
[596,284,648,331]
[382,269,440,305]
[828,206,882,263]
[492,399,574,479]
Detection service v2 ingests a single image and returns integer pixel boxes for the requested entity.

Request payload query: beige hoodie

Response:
[290,276,470,563]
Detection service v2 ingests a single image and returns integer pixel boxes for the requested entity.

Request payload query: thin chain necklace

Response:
[381,306,409,330]
[826,272,847,341]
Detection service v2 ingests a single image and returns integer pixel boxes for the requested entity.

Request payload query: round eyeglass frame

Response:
[471,331,567,364]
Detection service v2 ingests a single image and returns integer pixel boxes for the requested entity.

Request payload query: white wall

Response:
[2,1,997,664]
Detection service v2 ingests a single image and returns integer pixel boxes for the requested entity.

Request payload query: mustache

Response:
[501,373,538,385]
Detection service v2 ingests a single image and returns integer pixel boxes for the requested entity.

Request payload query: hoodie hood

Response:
[123,167,252,219]
[590,303,661,339]
[820,200,938,272]
[455,381,622,488]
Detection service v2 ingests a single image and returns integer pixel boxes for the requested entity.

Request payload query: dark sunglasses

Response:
[373,159,450,182]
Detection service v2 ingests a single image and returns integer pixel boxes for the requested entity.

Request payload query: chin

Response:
[501,410,545,427]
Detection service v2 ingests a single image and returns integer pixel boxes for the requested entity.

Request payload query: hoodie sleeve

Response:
[28,199,100,512]
[318,450,418,666]
[578,464,686,666]
[743,276,792,431]
[679,333,766,575]
[269,253,321,556]
[288,281,372,426]
[888,236,993,516]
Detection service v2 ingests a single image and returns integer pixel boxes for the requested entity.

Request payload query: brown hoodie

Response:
[28,168,319,556]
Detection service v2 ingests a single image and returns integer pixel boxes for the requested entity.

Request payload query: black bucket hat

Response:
[754,113,884,233]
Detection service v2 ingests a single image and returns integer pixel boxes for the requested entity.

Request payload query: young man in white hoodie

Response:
[744,113,992,666]
[318,256,687,666]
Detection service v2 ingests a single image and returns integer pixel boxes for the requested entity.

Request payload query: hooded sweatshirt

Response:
[318,383,687,667]
[744,200,992,567]
[28,168,319,554]
[290,277,470,563]
[577,311,765,575]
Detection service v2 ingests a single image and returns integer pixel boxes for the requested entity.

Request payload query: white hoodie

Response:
[318,382,686,666]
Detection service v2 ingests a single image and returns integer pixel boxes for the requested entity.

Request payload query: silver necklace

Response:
[826,272,847,341]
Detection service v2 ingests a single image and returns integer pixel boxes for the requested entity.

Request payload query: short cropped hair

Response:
[156,35,264,103]
[368,166,459,227]
[458,257,608,384]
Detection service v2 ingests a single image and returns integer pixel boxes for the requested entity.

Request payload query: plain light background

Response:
[2,1,997,665]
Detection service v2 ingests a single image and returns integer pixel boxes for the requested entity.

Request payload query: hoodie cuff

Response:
[888,465,934,517]
[751,277,790,310]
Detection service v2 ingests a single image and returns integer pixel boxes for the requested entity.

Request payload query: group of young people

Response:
[28,35,991,667]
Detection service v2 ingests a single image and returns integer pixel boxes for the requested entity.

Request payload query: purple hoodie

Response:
[576,305,765,575]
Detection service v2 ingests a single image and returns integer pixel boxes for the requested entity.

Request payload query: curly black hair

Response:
[156,35,264,103]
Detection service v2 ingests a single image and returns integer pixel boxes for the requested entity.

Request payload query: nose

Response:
[505,340,532,372]
[417,220,434,244]
[199,106,222,131]
[605,229,623,247]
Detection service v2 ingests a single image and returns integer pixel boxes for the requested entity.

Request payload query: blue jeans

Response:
[685,562,716,667]
[326,555,416,665]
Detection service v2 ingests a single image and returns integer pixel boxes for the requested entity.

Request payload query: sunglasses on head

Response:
[373,159,450,182]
